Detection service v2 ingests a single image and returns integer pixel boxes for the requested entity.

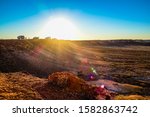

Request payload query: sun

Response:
[41,17,80,40]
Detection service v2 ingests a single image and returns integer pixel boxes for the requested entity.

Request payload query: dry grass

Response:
[37,72,97,100]
[0,72,97,100]
[114,95,150,100]
[0,72,44,99]
[0,39,150,100]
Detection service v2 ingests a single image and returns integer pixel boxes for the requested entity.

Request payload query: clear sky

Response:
[0,0,150,40]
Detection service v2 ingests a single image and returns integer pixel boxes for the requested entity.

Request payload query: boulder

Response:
[47,72,97,99]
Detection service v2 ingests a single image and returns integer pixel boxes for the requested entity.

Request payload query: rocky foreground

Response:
[0,72,150,100]
[0,72,117,100]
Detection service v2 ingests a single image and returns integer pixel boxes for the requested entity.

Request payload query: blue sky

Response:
[0,0,150,39]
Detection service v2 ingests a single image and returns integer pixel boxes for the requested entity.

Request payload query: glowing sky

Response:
[0,0,150,40]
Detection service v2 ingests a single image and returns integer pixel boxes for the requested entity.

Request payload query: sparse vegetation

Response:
[0,72,43,99]
[37,72,97,100]
[0,39,150,100]
[0,72,97,100]
[114,95,150,100]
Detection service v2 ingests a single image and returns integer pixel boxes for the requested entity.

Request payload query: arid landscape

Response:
[0,39,150,100]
